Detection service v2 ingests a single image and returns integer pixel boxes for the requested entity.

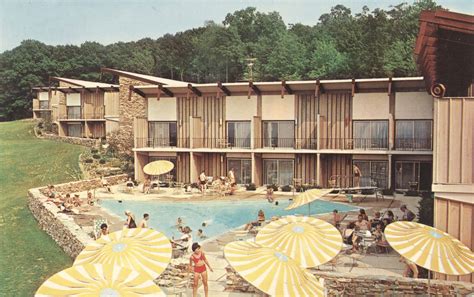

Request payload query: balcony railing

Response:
[255,138,317,149]
[395,138,432,151]
[83,111,105,119]
[320,138,388,150]
[193,138,252,149]
[135,137,188,148]
[39,101,50,109]
[66,107,82,119]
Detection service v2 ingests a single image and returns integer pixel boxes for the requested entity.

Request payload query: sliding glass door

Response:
[148,122,177,147]
[227,159,252,184]
[263,159,294,185]
[263,121,295,148]
[227,122,251,148]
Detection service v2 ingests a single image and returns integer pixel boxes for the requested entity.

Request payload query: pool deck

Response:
[67,184,420,296]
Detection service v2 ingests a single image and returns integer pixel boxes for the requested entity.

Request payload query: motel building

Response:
[415,10,474,282]
[32,77,120,138]
[128,77,434,193]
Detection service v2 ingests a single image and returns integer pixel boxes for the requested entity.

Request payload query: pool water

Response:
[99,199,356,240]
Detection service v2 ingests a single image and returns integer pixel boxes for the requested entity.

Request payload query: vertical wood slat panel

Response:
[448,99,462,183]
[434,198,448,280]
[459,203,474,282]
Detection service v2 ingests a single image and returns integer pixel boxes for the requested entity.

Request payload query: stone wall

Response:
[38,174,127,196]
[312,271,473,296]
[116,77,149,155]
[40,132,100,147]
[28,175,127,258]
[226,268,474,296]
[28,187,92,258]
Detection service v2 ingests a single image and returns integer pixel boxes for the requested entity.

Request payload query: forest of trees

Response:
[0,1,440,121]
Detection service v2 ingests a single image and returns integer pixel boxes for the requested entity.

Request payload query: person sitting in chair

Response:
[172,226,193,252]
[102,176,112,193]
[245,210,265,231]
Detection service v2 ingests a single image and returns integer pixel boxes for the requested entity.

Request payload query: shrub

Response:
[382,189,393,196]
[245,183,257,191]
[92,154,101,159]
[281,185,292,192]
[418,191,434,227]
[190,182,199,189]
[91,148,99,154]
[295,185,303,192]
[84,158,93,163]
[99,159,106,164]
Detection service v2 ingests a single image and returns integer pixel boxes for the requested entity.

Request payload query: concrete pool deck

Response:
[63,184,421,296]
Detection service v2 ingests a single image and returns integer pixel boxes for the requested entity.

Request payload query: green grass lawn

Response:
[0,120,86,296]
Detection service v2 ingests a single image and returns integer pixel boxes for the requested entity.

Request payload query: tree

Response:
[264,32,307,80]
[308,38,349,79]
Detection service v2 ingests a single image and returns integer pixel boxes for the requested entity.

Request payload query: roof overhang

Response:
[132,77,425,98]
[414,10,474,97]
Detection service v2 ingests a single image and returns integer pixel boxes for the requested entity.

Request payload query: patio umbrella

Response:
[255,215,342,268]
[385,221,474,294]
[74,228,172,279]
[385,221,474,275]
[224,241,324,297]
[143,160,174,176]
[285,188,333,215]
[36,263,165,296]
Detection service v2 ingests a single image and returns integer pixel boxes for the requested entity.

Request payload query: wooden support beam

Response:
[98,87,107,92]
[133,88,146,98]
[159,85,174,97]
[217,81,231,96]
[248,81,261,99]
[387,77,393,95]
[128,85,133,101]
[82,87,92,93]
[281,80,293,98]
[351,78,358,97]
[188,84,202,97]
[315,79,324,97]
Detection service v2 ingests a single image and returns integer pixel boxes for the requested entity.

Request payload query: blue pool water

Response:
[99,199,356,240]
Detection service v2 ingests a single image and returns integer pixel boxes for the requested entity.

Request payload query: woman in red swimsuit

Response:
[189,242,213,297]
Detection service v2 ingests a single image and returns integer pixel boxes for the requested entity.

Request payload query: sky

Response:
[0,0,473,53]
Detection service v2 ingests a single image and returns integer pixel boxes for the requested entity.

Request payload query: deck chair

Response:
[93,218,107,240]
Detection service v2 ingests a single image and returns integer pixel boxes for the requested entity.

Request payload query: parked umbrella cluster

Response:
[36,228,172,296]
[225,215,343,297]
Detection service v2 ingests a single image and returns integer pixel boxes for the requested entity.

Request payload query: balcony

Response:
[135,137,189,149]
[395,138,432,151]
[193,138,251,149]
[254,138,317,149]
[320,138,388,150]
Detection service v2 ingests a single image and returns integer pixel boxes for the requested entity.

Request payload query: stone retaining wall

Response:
[311,271,473,296]
[28,175,127,259]
[38,174,127,196]
[40,133,100,147]
[226,268,473,296]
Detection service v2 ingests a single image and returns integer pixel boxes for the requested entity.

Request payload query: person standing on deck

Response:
[353,165,362,188]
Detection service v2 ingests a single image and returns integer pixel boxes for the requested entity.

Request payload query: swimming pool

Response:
[99,199,356,240]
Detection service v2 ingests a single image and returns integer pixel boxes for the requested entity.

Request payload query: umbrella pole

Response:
[428,270,431,296]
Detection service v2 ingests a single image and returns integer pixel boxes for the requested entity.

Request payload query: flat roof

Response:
[132,77,426,97]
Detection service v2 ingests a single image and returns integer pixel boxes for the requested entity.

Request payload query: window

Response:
[353,160,388,188]
[39,101,49,109]
[148,122,177,147]
[395,161,432,191]
[353,121,388,149]
[67,106,82,119]
[67,123,82,138]
[149,157,176,181]
[263,121,295,148]
[227,122,251,148]
[396,120,432,150]
[263,159,294,185]
[227,159,252,184]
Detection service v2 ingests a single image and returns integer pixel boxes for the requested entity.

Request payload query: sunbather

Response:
[172,226,193,252]
[124,210,137,228]
[245,210,265,231]
[102,176,112,193]
[99,223,109,238]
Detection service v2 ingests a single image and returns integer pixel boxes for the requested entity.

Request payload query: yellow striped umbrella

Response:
[74,228,172,279]
[224,241,324,297]
[285,189,333,214]
[36,264,165,296]
[385,221,474,275]
[256,215,342,268]
[143,160,174,176]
